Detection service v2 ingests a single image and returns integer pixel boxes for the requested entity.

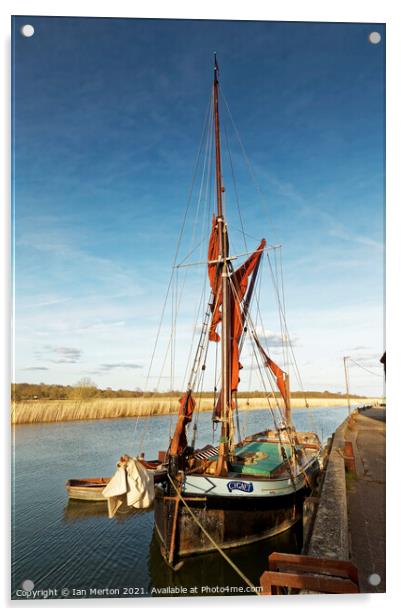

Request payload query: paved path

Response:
[345,407,386,593]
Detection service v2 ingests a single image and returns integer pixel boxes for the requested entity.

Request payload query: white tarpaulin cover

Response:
[102,456,155,518]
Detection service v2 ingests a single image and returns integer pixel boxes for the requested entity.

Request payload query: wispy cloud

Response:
[256,166,383,251]
[78,320,126,332]
[99,362,143,371]
[264,171,309,211]
[36,345,82,364]
[22,366,48,371]
[326,220,383,250]
[255,328,298,349]
[12,18,384,396]
[30,297,72,308]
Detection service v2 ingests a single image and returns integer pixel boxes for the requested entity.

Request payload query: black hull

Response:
[154,486,309,560]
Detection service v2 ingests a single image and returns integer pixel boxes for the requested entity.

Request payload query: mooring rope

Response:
[166,474,261,595]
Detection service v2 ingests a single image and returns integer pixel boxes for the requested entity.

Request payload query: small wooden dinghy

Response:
[66,459,167,501]
[65,477,110,501]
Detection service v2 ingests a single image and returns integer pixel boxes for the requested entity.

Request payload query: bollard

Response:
[343,441,356,474]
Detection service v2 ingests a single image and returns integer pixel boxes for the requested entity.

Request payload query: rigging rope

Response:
[348,358,384,377]
[222,118,248,253]
[134,92,214,452]
[279,246,290,369]
[180,106,214,392]
[227,274,298,487]
[220,87,279,238]
[205,83,307,432]
[219,85,314,436]
[166,474,261,595]
[266,251,309,407]
[265,249,319,435]
[143,92,212,389]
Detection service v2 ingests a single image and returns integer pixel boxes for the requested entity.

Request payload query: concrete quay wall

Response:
[307,417,350,560]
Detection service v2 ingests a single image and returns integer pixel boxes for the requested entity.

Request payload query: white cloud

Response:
[99,362,143,371]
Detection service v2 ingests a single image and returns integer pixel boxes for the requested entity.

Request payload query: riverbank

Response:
[345,406,385,591]
[305,404,385,592]
[11,396,382,425]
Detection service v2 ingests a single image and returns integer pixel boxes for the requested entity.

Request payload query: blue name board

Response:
[227,480,254,494]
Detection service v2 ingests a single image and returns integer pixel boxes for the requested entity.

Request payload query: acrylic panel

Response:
[11,16,385,600]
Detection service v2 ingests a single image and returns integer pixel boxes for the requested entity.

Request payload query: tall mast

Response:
[213,54,231,475]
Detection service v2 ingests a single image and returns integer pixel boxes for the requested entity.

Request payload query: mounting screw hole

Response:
[368,32,381,45]
[22,579,35,591]
[368,573,381,586]
[21,24,35,38]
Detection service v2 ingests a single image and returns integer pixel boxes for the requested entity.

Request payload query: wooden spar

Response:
[239,249,262,335]
[284,373,291,425]
[213,54,230,476]
[168,495,180,565]
[343,356,351,416]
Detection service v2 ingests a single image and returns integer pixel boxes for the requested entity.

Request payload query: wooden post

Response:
[168,495,180,566]
[343,356,351,416]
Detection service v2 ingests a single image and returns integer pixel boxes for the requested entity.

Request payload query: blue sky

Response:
[12,17,385,395]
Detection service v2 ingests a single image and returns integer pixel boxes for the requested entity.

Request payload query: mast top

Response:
[214,53,219,83]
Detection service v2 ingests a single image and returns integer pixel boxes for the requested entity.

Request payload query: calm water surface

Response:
[12,406,351,600]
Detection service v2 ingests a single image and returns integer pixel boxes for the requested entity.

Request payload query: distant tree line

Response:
[11,381,365,402]
[12,379,145,402]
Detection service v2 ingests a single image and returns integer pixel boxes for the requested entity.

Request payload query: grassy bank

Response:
[11,396,382,425]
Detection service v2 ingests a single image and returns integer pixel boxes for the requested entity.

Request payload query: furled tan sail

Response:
[102,456,154,517]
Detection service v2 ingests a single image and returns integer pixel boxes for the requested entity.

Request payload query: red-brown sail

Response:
[209,230,266,419]
[170,391,196,455]
[230,239,266,392]
[207,215,222,342]
[253,335,290,412]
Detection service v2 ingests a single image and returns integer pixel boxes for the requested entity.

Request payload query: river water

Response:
[11,406,351,600]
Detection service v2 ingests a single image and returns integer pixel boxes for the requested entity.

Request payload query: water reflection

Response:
[148,522,302,595]
[63,500,152,523]
[62,498,302,595]
[12,407,349,598]
[63,500,109,522]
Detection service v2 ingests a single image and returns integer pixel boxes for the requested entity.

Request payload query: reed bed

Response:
[11,397,382,425]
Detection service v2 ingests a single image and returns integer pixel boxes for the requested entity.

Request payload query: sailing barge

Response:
[153,57,322,565]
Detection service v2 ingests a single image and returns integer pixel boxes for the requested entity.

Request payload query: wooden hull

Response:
[65,478,110,501]
[65,465,167,502]
[154,457,320,560]
[155,490,305,558]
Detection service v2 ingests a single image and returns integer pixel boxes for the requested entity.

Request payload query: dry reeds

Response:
[11,396,382,425]
[11,397,208,425]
